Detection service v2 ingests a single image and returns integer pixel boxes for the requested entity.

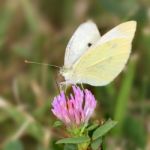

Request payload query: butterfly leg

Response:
[80,83,84,90]
[59,81,71,92]
[59,81,66,91]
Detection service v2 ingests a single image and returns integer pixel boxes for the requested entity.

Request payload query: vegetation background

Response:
[0,0,150,150]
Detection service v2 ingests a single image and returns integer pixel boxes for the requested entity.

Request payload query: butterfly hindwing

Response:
[72,39,133,86]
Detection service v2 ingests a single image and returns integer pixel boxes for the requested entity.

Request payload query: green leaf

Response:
[4,140,24,150]
[27,122,44,142]
[91,138,102,150]
[53,120,63,127]
[64,144,77,150]
[87,123,99,131]
[114,57,137,136]
[124,115,147,149]
[92,120,117,140]
[56,136,90,144]
[19,0,39,32]
[100,0,138,18]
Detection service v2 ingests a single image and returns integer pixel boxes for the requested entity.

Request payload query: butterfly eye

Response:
[88,43,92,47]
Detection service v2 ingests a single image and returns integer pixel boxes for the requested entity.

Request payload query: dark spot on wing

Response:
[88,43,92,47]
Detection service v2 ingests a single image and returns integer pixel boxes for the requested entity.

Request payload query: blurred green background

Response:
[0,0,150,150]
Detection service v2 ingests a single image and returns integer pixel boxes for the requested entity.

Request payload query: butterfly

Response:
[60,20,137,86]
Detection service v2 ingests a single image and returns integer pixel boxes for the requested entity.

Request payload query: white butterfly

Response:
[60,20,137,86]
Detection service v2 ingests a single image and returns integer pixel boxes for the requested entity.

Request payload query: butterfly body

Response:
[60,20,137,86]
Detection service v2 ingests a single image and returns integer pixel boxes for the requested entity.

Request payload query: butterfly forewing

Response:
[64,21,101,68]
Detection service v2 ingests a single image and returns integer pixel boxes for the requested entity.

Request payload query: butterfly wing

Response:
[64,20,101,68]
[96,21,136,45]
[71,21,136,86]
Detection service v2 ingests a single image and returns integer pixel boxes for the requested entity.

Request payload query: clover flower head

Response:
[51,86,96,127]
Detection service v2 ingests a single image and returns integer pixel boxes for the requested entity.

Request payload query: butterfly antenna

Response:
[24,60,61,69]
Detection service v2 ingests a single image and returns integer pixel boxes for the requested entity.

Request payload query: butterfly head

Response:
[60,67,73,81]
